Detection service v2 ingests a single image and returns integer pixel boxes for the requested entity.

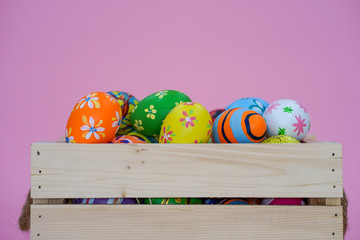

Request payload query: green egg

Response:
[130,90,191,136]
[189,198,203,204]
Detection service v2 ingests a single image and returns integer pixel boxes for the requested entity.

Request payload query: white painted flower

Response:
[80,115,105,140]
[65,128,75,143]
[112,111,121,133]
[76,93,100,109]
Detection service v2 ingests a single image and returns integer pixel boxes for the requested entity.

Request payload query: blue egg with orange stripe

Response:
[212,108,266,143]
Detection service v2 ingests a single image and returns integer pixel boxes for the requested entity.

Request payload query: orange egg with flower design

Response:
[65,92,122,143]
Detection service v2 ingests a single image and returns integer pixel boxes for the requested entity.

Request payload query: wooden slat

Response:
[32,199,65,205]
[308,198,342,206]
[326,198,342,206]
[31,142,342,198]
[31,205,343,240]
[33,199,48,205]
[309,198,326,205]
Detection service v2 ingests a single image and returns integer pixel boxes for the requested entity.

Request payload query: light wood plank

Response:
[309,198,326,205]
[308,198,342,206]
[32,199,48,205]
[31,205,343,240]
[31,142,342,198]
[326,198,342,206]
[32,199,66,205]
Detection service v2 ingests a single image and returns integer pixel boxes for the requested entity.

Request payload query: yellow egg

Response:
[159,102,212,143]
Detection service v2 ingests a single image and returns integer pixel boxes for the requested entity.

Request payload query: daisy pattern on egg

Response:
[66,92,121,143]
[80,116,105,140]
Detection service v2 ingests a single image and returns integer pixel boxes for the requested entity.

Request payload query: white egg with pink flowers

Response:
[263,99,311,141]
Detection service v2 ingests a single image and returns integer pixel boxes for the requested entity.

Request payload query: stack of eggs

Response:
[211,97,311,144]
[129,90,212,144]
[65,90,213,145]
[65,91,311,206]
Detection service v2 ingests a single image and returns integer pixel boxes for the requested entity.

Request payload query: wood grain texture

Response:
[31,205,343,240]
[308,198,342,206]
[326,198,342,206]
[31,142,342,198]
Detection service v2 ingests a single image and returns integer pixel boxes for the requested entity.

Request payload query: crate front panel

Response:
[31,142,342,198]
[31,205,343,240]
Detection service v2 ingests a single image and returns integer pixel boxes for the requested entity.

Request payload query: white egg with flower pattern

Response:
[263,99,310,141]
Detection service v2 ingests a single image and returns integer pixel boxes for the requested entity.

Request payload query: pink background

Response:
[1,0,359,239]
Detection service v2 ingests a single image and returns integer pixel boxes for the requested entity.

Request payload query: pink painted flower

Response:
[179,111,196,128]
[207,120,212,136]
[264,102,281,116]
[292,115,307,136]
[161,126,175,143]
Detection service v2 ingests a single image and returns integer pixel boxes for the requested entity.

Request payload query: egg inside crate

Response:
[111,135,146,144]
[106,91,139,135]
[65,92,122,143]
[159,102,212,143]
[225,97,270,115]
[130,90,191,137]
[212,108,266,143]
[263,99,310,141]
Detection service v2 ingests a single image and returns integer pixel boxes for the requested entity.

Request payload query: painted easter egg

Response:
[263,99,311,141]
[159,102,212,143]
[189,198,203,204]
[130,90,191,137]
[261,198,305,205]
[262,135,300,143]
[106,91,139,135]
[218,198,249,205]
[204,198,218,205]
[73,198,138,204]
[127,130,159,143]
[212,108,266,143]
[65,92,122,143]
[247,198,263,205]
[111,135,146,144]
[225,97,270,115]
[144,198,188,204]
[210,108,225,123]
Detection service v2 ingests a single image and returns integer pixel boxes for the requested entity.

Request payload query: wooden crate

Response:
[30,141,343,239]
